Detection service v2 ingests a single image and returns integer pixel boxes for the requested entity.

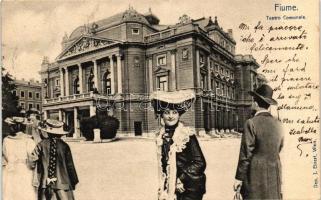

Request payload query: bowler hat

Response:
[38,119,68,135]
[150,89,195,115]
[249,84,277,105]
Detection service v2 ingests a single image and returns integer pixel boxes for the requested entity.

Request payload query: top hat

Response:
[38,119,68,135]
[150,89,195,115]
[249,84,277,105]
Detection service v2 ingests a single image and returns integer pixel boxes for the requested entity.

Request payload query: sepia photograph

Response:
[1,0,320,199]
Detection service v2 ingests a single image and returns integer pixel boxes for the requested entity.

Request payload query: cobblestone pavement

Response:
[69,137,241,200]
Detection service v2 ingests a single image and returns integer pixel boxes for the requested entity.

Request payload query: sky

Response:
[2,0,273,81]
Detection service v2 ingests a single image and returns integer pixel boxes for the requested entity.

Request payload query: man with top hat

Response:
[151,89,206,200]
[30,119,78,200]
[233,84,284,200]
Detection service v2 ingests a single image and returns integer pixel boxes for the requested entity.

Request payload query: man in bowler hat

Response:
[234,84,284,200]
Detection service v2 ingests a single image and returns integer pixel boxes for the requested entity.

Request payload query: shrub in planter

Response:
[80,115,120,140]
[80,117,98,141]
[97,115,120,139]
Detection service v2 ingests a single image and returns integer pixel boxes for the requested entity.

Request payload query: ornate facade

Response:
[40,7,260,137]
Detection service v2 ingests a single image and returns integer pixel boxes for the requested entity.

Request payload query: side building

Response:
[40,8,260,138]
[13,78,42,112]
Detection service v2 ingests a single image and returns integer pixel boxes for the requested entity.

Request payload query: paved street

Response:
[69,138,241,200]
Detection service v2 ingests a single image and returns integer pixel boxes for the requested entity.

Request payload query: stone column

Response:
[43,110,48,120]
[93,60,98,90]
[65,67,70,96]
[90,105,96,117]
[170,50,176,91]
[210,107,216,131]
[58,109,62,121]
[110,56,115,94]
[207,56,211,90]
[73,107,80,138]
[60,68,64,96]
[195,49,200,89]
[148,58,153,93]
[78,63,83,94]
[116,55,122,93]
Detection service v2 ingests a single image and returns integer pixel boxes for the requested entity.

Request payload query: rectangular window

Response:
[200,75,204,90]
[55,79,60,86]
[12,90,16,96]
[29,91,33,98]
[201,75,207,90]
[231,72,234,80]
[222,84,225,96]
[132,28,140,35]
[20,102,25,109]
[28,103,33,110]
[36,104,40,110]
[211,79,215,90]
[220,67,224,75]
[216,81,220,95]
[226,70,229,77]
[36,92,40,99]
[20,91,25,98]
[199,54,205,65]
[157,55,166,66]
[226,86,230,97]
[157,76,168,91]
[215,64,219,72]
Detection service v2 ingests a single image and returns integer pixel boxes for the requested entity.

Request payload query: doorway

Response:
[134,121,142,136]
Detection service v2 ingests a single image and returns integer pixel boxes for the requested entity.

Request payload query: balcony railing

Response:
[43,91,111,105]
[144,28,177,43]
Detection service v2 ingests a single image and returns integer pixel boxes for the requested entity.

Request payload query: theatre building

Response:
[40,7,260,137]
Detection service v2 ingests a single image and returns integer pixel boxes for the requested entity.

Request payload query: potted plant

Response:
[97,115,120,139]
[80,116,98,141]
[80,113,120,141]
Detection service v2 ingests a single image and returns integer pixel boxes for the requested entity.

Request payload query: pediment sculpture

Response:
[58,37,117,59]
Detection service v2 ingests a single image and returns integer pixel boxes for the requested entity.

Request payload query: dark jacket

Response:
[176,135,206,194]
[32,138,79,190]
[235,112,283,200]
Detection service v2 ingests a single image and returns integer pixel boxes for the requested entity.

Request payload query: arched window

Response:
[73,77,80,94]
[88,69,95,92]
[102,70,111,95]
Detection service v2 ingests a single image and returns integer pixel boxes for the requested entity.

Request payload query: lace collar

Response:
[156,122,194,153]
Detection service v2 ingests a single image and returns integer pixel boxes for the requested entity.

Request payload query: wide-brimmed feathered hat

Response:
[150,89,195,115]
[4,116,33,125]
[249,84,278,105]
[38,119,68,135]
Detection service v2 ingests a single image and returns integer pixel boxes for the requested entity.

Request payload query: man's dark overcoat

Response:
[236,112,284,200]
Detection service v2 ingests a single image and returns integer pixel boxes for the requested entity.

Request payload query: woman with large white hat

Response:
[151,89,206,200]
[2,116,37,200]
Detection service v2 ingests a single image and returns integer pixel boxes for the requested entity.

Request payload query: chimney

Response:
[227,29,233,37]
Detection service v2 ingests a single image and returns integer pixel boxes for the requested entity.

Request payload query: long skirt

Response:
[3,162,37,200]
[176,191,203,200]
